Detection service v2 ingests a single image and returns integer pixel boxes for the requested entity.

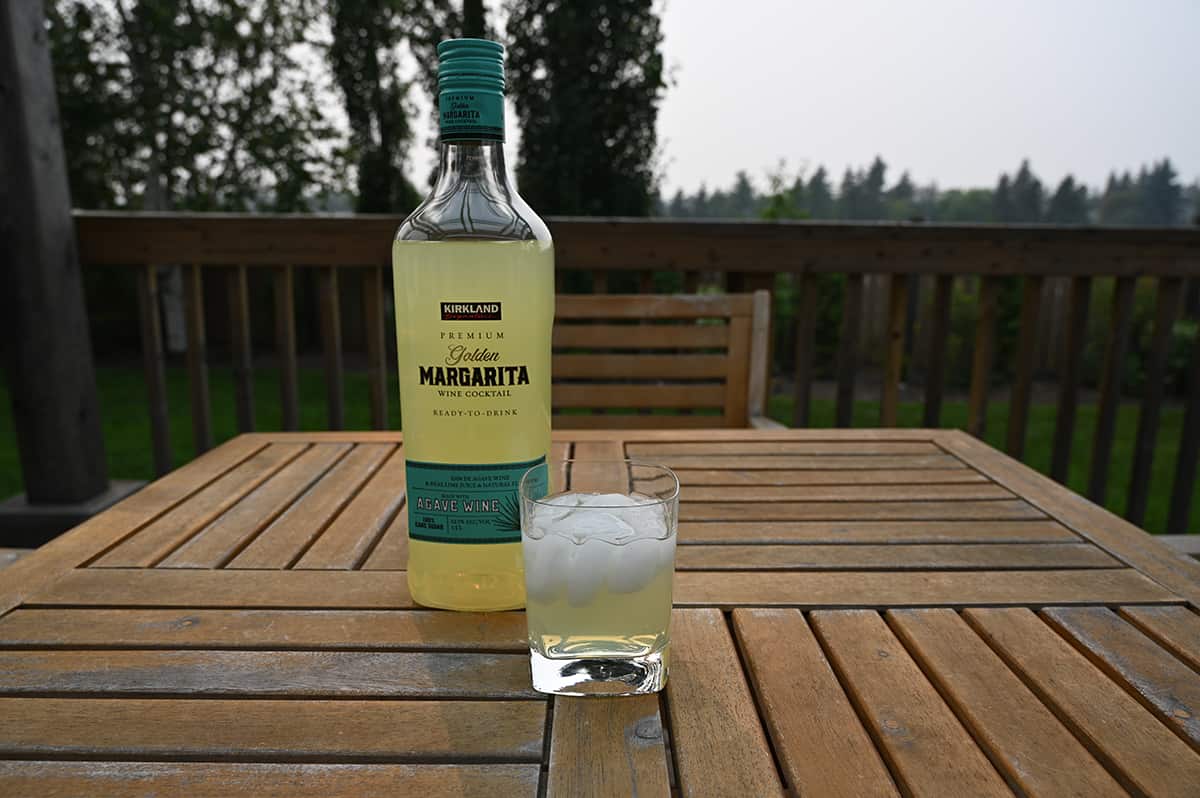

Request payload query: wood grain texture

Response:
[1088,275,1136,503]
[669,468,987,486]
[553,323,729,349]
[185,263,213,453]
[360,510,408,570]
[273,266,300,431]
[1042,606,1200,749]
[672,569,1177,608]
[1006,275,1044,458]
[0,698,545,761]
[0,649,536,699]
[552,414,721,429]
[92,443,307,568]
[548,696,670,798]
[679,483,1013,502]
[939,429,1200,607]
[1118,605,1200,672]
[228,444,394,569]
[723,311,752,427]
[159,443,351,568]
[677,519,1078,544]
[0,762,540,798]
[295,446,406,569]
[227,264,256,433]
[888,608,1124,797]
[639,454,966,470]
[880,273,908,427]
[732,609,898,797]
[810,610,1010,797]
[665,609,784,797]
[967,276,999,438]
[1050,275,1092,483]
[318,266,345,430]
[679,499,1044,522]
[0,608,527,650]
[0,436,266,615]
[674,543,1117,571]
[27,569,416,609]
[625,440,942,456]
[964,607,1200,796]
[554,384,726,410]
[553,354,729,379]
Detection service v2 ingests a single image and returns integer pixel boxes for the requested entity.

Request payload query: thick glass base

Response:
[530,648,667,696]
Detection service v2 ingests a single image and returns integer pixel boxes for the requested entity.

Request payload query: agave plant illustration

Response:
[495,492,522,533]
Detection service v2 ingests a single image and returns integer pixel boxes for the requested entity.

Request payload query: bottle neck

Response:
[432,140,511,196]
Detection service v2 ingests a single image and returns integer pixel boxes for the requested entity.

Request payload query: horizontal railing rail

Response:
[72,212,1200,534]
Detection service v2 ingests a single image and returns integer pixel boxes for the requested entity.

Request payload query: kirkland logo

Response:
[441,302,502,321]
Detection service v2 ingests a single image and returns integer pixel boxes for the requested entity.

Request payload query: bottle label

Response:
[406,456,546,544]
[440,91,504,142]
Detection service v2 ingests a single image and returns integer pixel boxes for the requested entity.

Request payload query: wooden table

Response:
[2,429,1200,796]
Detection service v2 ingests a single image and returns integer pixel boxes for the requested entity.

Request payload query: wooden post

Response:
[0,0,108,503]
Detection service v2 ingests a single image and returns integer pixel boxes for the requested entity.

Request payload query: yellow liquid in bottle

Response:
[392,239,553,611]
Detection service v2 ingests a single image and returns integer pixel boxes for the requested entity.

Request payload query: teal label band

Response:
[406,456,545,543]
[440,91,504,142]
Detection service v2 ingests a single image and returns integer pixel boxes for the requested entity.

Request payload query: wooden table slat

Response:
[0,762,541,798]
[666,608,784,797]
[0,649,537,699]
[158,443,351,569]
[1118,605,1200,672]
[359,511,408,571]
[678,483,1014,501]
[295,446,406,569]
[810,610,1011,797]
[0,698,545,761]
[675,543,1118,571]
[678,519,1080,545]
[1042,606,1200,749]
[0,608,527,650]
[626,441,942,456]
[646,454,968,470]
[92,443,308,568]
[888,608,1125,797]
[672,468,987,486]
[548,696,670,798]
[228,444,394,569]
[680,499,1045,522]
[964,607,1200,796]
[732,609,898,797]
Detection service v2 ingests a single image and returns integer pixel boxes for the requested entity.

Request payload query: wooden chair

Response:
[552,291,781,429]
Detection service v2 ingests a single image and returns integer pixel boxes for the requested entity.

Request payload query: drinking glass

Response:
[519,459,679,696]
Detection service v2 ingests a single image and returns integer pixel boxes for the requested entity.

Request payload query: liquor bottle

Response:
[392,38,553,611]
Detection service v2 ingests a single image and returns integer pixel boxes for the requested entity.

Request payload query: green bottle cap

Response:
[437,38,505,142]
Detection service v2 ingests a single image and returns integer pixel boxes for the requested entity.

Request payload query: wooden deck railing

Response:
[73,212,1200,532]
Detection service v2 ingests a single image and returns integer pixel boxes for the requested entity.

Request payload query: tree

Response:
[860,156,887,219]
[666,189,688,217]
[992,175,1015,222]
[806,167,834,219]
[328,0,459,213]
[1098,171,1140,224]
[48,0,339,212]
[1010,160,1044,221]
[506,0,666,215]
[837,168,860,219]
[1045,176,1089,224]
[1140,158,1183,225]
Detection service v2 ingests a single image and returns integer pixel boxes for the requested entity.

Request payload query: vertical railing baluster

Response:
[923,274,953,427]
[1127,276,1184,526]
[136,264,172,475]
[684,271,701,294]
[1089,276,1137,504]
[639,270,655,293]
[227,265,255,432]
[273,266,300,431]
[834,273,864,427]
[791,271,817,428]
[880,273,909,427]
[592,270,607,294]
[967,276,999,438]
[319,266,345,430]
[1050,276,1092,483]
[363,265,388,430]
[184,263,213,453]
[1005,275,1044,458]
[1168,317,1200,534]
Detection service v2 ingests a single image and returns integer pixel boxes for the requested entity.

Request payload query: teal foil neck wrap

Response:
[437,38,505,142]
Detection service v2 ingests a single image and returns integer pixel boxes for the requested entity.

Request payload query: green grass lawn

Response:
[1,366,1195,534]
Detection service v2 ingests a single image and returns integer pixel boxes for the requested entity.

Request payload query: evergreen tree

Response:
[992,175,1015,222]
[806,167,834,219]
[1046,176,1089,223]
[1099,171,1140,224]
[666,189,688,218]
[1010,160,1044,221]
[1141,159,1183,225]
[859,156,887,219]
[837,168,861,219]
[730,171,758,216]
[506,0,666,215]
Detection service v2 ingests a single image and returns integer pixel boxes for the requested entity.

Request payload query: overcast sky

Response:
[655,0,1200,194]
[409,1,1199,196]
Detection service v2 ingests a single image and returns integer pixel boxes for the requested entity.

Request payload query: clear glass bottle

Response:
[392,38,553,611]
